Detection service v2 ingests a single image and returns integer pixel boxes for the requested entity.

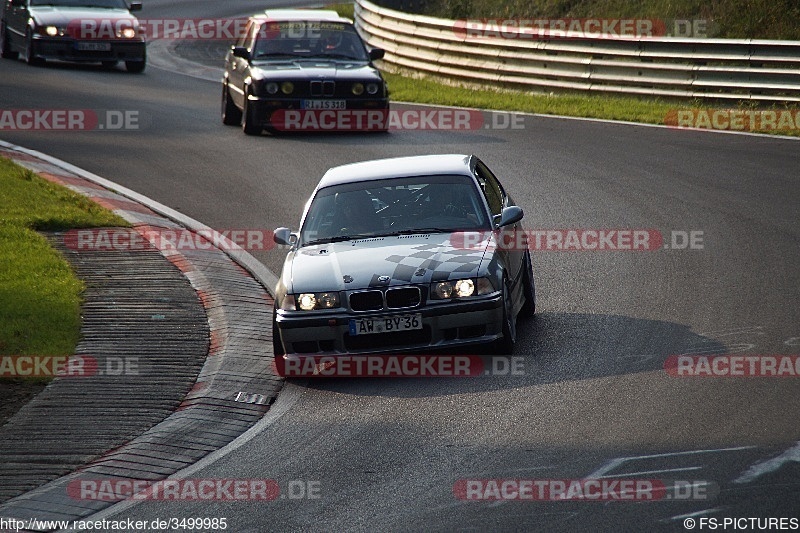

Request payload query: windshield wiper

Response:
[253,53,297,59]
[375,228,450,237]
[303,234,375,246]
[307,53,363,61]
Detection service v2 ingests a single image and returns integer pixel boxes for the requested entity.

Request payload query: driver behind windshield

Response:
[335,191,380,235]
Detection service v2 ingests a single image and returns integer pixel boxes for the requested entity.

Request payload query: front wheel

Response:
[221,83,242,126]
[241,93,262,135]
[520,251,536,317]
[0,24,19,60]
[23,30,44,66]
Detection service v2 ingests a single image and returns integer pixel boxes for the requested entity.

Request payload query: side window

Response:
[475,163,504,218]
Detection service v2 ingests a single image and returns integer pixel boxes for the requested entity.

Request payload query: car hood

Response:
[287,233,490,293]
[251,60,382,81]
[29,7,137,27]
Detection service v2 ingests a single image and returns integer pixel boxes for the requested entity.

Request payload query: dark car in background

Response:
[222,9,389,135]
[0,0,146,72]
[271,154,536,358]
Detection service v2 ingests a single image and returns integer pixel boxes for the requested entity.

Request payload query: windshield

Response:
[252,21,369,61]
[299,175,491,246]
[31,0,128,7]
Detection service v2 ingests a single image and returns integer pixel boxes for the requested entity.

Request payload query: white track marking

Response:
[734,441,800,484]
[587,446,756,479]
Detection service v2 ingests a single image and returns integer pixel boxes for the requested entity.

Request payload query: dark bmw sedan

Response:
[0,0,146,72]
[272,155,536,358]
[221,9,389,135]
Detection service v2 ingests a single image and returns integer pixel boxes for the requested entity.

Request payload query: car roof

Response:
[317,154,475,189]
[256,10,351,24]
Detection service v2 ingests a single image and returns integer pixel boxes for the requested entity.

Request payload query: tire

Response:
[241,90,261,136]
[221,83,242,126]
[520,250,536,317]
[23,29,44,66]
[0,23,19,60]
[125,60,145,73]
[492,277,517,355]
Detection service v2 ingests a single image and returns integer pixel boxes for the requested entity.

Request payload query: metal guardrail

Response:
[354,0,800,102]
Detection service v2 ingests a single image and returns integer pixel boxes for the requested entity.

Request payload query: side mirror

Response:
[273,227,296,246]
[497,206,523,228]
[369,48,385,61]
[232,46,250,60]
[129,2,142,11]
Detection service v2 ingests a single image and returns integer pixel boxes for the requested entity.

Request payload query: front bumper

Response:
[275,295,504,356]
[247,95,390,131]
[30,36,145,62]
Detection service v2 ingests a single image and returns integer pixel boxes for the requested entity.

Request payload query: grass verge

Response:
[0,156,127,407]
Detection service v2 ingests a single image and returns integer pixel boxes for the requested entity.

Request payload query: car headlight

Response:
[366,83,379,95]
[294,292,340,311]
[431,278,495,300]
[266,82,279,95]
[119,27,137,39]
[454,279,475,298]
[297,293,317,311]
[281,81,294,95]
[40,25,65,37]
[351,83,364,96]
[432,282,453,299]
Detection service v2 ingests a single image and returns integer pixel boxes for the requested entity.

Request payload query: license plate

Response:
[76,42,112,51]
[302,100,346,110]
[349,313,422,336]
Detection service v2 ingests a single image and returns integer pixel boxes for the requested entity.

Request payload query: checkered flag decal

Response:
[378,243,484,285]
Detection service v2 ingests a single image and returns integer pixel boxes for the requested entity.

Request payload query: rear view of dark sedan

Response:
[0,0,146,72]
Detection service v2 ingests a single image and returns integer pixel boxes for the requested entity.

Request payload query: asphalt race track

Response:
[1,0,799,530]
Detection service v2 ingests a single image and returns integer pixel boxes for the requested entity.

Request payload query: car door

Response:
[474,160,526,292]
